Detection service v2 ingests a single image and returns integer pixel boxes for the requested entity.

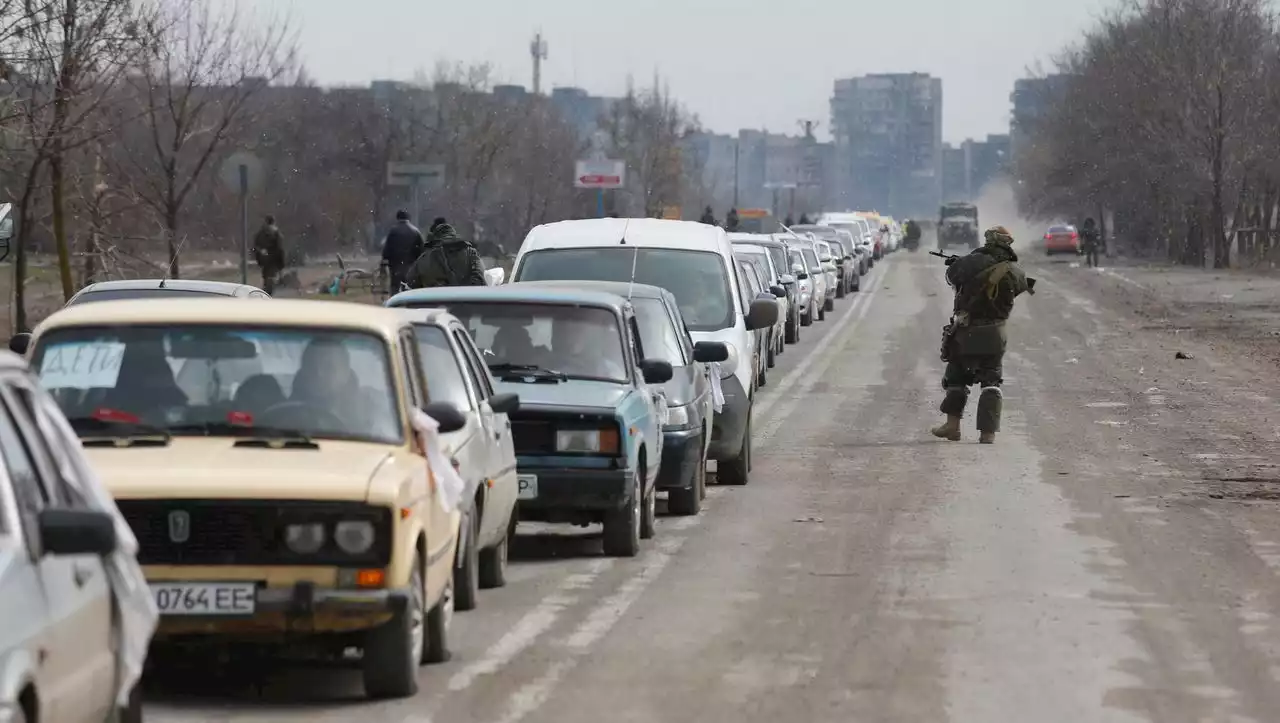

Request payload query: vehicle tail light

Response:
[93,407,139,424]
[1070,231,1079,239]
[1044,233,1052,240]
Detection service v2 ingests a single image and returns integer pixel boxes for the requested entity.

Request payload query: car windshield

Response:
[30,325,402,444]
[764,245,789,275]
[1049,226,1073,234]
[630,297,687,366]
[427,301,629,383]
[514,247,734,332]
[735,245,772,279]
[789,249,806,272]
[801,247,821,271]
[68,288,232,305]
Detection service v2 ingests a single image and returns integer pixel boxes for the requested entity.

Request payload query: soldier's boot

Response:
[976,386,1002,444]
[931,415,962,441]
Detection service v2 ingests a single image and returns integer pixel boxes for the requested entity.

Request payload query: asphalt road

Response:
[146,251,1280,723]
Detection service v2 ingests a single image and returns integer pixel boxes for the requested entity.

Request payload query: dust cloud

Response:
[973,176,1049,250]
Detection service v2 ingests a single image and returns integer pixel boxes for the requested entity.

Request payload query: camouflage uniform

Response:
[933,226,1031,443]
[252,219,285,294]
[405,224,487,288]
[1080,218,1101,267]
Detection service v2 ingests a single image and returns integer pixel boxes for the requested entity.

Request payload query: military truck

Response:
[937,202,979,249]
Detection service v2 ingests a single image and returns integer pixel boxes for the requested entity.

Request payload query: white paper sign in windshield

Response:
[38,342,126,388]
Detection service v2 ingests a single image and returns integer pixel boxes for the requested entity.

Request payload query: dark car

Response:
[517,281,726,516]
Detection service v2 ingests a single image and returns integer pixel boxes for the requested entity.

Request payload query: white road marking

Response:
[447,559,613,691]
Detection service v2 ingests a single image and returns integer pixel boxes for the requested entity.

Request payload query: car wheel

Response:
[835,281,845,298]
[424,566,453,664]
[640,479,657,539]
[603,471,642,557]
[362,553,425,698]
[478,514,510,589]
[453,509,480,611]
[852,275,861,292]
[824,296,835,312]
[668,442,704,516]
[785,313,799,343]
[756,352,767,387]
[801,303,813,327]
[718,412,751,486]
[766,334,776,368]
[817,303,826,321]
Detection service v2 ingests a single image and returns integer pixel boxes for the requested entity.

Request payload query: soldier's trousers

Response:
[260,265,280,294]
[1084,245,1099,267]
[940,352,1004,433]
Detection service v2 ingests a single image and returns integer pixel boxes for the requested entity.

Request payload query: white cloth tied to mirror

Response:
[411,408,468,513]
[653,388,670,426]
[32,391,158,707]
[707,362,725,412]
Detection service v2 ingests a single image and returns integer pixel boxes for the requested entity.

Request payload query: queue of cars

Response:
[0,215,889,717]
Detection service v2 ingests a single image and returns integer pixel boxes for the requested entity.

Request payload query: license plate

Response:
[517,474,538,500]
[150,582,257,616]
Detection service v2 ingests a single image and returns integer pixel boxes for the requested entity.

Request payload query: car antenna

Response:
[158,233,192,288]
[626,243,639,301]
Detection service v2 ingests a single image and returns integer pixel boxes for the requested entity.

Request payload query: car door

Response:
[411,323,488,542]
[0,380,114,723]
[397,331,454,601]
[665,296,710,441]
[450,327,516,545]
[624,311,662,487]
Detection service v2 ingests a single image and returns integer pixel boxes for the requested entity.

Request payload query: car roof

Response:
[512,279,674,304]
[73,279,259,295]
[386,306,458,327]
[34,298,410,337]
[385,283,629,312]
[521,218,730,254]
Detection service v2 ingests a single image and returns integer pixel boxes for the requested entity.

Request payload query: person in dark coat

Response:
[252,215,285,294]
[798,213,813,225]
[381,210,426,294]
[699,206,717,225]
[931,226,1032,444]
[405,223,486,288]
[1080,217,1101,268]
[726,207,740,232]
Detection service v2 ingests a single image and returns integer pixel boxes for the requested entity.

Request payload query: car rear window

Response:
[1048,226,1074,234]
[68,288,230,305]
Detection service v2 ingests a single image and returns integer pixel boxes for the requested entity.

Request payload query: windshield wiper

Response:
[168,421,316,445]
[68,416,171,445]
[487,362,568,382]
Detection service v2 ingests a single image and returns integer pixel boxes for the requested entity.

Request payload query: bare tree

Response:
[601,82,700,217]
[120,0,294,277]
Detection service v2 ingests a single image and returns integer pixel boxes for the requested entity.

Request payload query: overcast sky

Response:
[232,0,1112,144]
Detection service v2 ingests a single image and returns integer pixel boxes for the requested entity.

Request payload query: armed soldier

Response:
[930,226,1034,444]
[1080,217,1101,267]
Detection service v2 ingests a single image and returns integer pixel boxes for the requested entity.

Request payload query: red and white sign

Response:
[574,159,625,189]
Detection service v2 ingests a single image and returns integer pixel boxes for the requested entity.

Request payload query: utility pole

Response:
[530,32,548,95]
[798,119,819,141]
[733,139,740,208]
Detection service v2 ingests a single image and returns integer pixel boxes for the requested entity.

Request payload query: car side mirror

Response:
[488,392,520,414]
[422,401,467,433]
[692,341,728,363]
[796,271,809,280]
[8,332,29,355]
[39,508,116,556]
[769,284,786,298]
[639,359,673,384]
[745,297,780,330]
[843,255,853,261]
[791,262,804,275]
[779,274,795,285]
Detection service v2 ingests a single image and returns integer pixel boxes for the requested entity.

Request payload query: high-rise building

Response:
[941,134,1011,202]
[1010,75,1072,164]
[830,73,942,217]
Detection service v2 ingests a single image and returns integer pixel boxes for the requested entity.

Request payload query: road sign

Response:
[219,151,264,195]
[387,162,445,188]
[574,159,625,189]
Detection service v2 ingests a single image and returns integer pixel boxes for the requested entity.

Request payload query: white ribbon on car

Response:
[653,388,670,426]
[411,408,468,514]
[707,362,725,412]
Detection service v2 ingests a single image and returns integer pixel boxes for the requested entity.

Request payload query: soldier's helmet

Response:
[984,226,1015,245]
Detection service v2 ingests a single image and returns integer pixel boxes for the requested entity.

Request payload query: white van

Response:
[510,219,778,485]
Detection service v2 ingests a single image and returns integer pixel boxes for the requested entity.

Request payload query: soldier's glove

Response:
[944,256,958,266]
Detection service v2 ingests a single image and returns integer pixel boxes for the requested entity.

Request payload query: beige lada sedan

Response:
[24,298,465,700]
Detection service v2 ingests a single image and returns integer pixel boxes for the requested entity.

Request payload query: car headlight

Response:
[285,523,325,554]
[719,343,739,378]
[666,404,692,428]
[334,520,376,554]
[556,427,620,454]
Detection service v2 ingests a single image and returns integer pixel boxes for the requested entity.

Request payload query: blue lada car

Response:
[386,284,672,557]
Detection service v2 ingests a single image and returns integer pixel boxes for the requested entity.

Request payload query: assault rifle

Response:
[929,249,1036,294]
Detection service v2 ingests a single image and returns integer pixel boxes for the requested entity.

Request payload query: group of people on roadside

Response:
[249,210,488,297]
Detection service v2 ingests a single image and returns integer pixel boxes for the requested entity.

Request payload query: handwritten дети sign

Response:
[38,342,126,388]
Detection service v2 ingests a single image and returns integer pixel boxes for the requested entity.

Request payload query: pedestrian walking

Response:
[1080,217,1101,268]
[405,222,486,288]
[252,215,285,294]
[381,210,426,294]
[931,226,1033,444]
